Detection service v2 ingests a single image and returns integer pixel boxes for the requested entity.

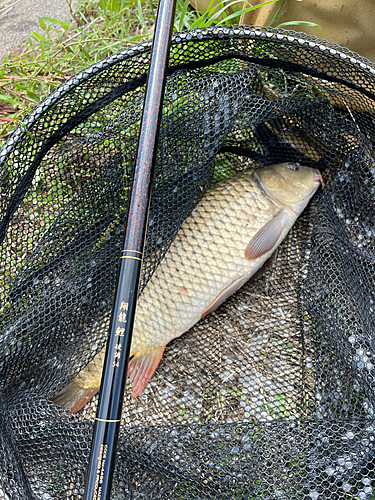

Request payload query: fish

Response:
[52,162,322,412]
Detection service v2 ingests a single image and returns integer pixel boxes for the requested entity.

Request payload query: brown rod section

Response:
[82,0,177,498]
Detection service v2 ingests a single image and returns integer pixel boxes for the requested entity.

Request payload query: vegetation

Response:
[0,0,322,145]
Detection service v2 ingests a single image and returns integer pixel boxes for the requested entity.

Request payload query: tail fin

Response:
[52,380,99,413]
[54,345,165,409]
[128,345,165,397]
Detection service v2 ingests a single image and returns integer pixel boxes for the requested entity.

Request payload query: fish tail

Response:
[52,380,99,413]
[53,345,165,408]
[128,345,165,397]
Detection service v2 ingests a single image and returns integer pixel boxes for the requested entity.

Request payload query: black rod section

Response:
[82,0,176,498]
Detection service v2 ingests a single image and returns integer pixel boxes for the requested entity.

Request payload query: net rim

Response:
[1,24,375,164]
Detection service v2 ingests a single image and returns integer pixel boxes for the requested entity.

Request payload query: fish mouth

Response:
[313,169,324,188]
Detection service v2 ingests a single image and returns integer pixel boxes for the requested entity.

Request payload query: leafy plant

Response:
[0,0,155,142]
[268,0,322,36]
[0,0,321,144]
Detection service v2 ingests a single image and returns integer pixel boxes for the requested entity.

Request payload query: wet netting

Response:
[1,25,375,499]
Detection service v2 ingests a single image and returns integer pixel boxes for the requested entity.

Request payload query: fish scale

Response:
[52,163,322,411]
[132,171,277,351]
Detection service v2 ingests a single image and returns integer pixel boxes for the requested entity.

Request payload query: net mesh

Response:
[1,25,375,499]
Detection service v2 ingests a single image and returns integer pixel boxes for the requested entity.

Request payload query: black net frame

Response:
[1,25,375,499]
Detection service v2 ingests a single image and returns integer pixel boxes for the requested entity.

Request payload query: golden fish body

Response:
[53,162,322,411]
[132,170,297,350]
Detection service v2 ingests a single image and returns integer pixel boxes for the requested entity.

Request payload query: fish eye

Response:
[286,162,299,171]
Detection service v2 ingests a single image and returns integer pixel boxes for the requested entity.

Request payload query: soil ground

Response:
[0,0,77,60]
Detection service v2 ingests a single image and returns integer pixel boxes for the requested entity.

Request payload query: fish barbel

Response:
[53,162,322,412]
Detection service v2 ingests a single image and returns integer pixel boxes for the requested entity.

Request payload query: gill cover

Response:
[255,162,322,208]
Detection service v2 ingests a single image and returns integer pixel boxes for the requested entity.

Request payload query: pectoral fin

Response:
[201,274,252,318]
[128,345,165,397]
[245,210,289,260]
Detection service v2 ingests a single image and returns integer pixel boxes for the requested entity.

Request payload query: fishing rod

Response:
[82,0,177,497]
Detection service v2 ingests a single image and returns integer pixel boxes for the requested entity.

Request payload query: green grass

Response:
[0,0,324,145]
[0,0,147,142]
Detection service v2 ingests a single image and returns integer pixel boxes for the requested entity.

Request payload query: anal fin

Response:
[128,345,165,397]
[52,380,99,413]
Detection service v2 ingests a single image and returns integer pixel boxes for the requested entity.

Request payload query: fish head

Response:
[255,162,322,212]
